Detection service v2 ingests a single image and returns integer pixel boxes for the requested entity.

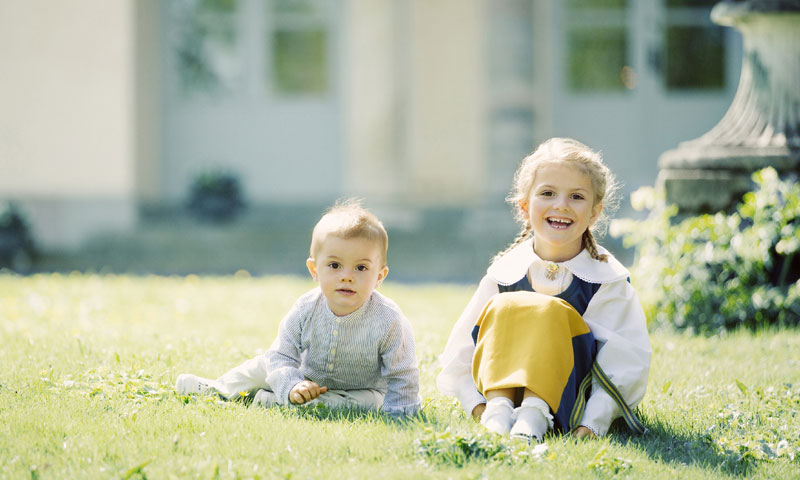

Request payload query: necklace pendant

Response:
[545,263,559,281]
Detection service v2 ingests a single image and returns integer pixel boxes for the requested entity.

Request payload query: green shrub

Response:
[187,169,246,222]
[611,168,800,333]
[0,202,35,272]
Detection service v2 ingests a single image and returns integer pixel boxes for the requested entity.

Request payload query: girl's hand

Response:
[289,380,328,404]
[572,426,596,439]
[471,403,486,421]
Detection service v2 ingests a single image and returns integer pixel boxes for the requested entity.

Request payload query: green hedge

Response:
[611,168,800,334]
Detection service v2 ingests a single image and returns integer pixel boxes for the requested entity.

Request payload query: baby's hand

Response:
[289,380,328,404]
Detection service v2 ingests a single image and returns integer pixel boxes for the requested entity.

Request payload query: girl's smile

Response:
[546,217,573,229]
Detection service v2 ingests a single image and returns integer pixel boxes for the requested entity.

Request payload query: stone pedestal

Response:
[657,0,800,213]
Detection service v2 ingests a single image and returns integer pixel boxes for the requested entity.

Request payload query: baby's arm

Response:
[580,280,651,435]
[378,314,421,416]
[436,276,498,417]
[265,295,317,404]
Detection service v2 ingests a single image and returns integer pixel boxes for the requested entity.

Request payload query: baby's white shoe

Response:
[175,374,216,395]
[510,396,553,443]
[480,397,515,435]
[253,389,278,407]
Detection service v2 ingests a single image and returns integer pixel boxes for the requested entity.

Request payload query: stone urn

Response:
[657,0,800,213]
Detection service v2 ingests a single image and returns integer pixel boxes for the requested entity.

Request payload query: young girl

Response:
[437,137,651,441]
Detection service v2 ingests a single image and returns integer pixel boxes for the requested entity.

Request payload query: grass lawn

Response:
[1,273,798,479]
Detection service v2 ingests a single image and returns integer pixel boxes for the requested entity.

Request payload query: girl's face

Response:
[519,163,602,262]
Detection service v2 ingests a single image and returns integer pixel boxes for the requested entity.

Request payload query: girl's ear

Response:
[590,202,603,225]
[518,199,528,214]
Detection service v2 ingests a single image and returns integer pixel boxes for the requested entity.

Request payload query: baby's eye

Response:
[328,262,340,269]
[356,265,368,272]
[571,193,585,200]
[539,190,554,197]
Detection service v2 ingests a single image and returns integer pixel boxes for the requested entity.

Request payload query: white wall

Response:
[0,0,141,248]
[406,0,485,206]
[344,0,404,201]
[345,0,485,208]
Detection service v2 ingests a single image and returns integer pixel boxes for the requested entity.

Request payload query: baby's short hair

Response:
[309,199,388,265]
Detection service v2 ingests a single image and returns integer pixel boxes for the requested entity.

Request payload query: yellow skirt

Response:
[472,291,593,415]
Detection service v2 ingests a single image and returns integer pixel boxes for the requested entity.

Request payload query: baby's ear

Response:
[306,258,318,281]
[376,265,389,287]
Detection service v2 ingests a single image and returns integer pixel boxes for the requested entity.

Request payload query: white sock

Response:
[510,396,553,441]
[480,397,515,434]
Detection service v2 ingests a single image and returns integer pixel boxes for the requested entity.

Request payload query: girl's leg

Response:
[472,292,594,435]
[485,388,517,402]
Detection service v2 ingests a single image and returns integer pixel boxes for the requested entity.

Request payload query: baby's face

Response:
[306,235,388,316]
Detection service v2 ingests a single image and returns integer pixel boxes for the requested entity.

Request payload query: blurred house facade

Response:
[1,0,740,250]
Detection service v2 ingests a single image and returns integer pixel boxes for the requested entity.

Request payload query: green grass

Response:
[1,273,798,479]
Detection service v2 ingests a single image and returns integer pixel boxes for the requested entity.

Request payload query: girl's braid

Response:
[492,222,532,262]
[582,230,608,262]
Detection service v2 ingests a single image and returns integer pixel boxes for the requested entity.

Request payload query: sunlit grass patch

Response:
[414,427,550,467]
[1,272,799,479]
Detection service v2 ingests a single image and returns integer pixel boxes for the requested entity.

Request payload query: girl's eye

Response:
[328,262,340,269]
[571,193,585,200]
[539,190,554,197]
[356,265,368,272]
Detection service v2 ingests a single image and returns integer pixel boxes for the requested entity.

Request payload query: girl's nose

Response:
[554,194,569,209]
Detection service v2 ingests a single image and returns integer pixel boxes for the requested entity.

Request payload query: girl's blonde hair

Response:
[498,137,620,262]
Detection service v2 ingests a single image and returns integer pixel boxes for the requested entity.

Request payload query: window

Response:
[167,0,334,97]
[565,0,630,92]
[169,0,242,96]
[267,0,330,95]
[564,0,726,93]
[662,0,726,90]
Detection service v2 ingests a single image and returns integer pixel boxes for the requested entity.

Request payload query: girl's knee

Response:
[491,291,565,313]
[485,292,574,325]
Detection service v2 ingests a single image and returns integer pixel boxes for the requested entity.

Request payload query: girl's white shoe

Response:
[480,397,515,435]
[510,396,553,443]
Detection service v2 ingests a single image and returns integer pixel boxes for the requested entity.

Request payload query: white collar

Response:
[486,238,630,286]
